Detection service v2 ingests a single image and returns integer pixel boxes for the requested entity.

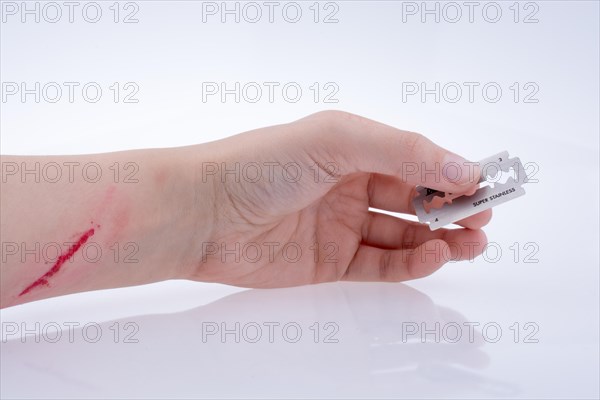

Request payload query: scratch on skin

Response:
[18,228,95,296]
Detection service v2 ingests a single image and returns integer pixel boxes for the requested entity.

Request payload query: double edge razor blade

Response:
[413,151,529,230]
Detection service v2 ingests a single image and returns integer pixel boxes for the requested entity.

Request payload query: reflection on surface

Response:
[1,282,517,398]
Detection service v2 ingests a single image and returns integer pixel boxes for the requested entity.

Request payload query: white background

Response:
[1,1,599,398]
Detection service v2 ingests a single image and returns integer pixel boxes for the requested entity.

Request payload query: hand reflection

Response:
[2,283,517,398]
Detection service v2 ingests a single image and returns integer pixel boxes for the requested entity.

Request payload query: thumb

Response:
[303,111,481,193]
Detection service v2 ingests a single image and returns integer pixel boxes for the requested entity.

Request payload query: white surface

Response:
[1,1,599,399]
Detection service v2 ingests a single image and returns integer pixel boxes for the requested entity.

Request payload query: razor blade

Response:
[413,151,528,230]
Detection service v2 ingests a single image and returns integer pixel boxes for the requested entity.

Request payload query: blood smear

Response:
[18,228,95,296]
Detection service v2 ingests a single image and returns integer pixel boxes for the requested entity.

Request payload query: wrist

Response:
[153,145,217,282]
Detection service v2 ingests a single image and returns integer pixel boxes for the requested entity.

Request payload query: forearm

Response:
[0,147,213,308]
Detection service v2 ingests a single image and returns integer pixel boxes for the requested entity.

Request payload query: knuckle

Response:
[379,250,394,281]
[401,131,427,154]
[306,110,367,132]
[401,224,418,249]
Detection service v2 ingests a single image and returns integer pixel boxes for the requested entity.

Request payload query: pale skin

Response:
[0,111,491,308]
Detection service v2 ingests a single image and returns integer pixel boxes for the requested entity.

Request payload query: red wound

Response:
[18,228,95,296]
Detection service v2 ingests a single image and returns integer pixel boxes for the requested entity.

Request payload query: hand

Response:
[184,111,491,287]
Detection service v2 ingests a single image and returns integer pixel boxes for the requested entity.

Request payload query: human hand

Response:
[182,111,491,287]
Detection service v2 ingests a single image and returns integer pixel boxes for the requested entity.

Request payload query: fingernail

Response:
[442,153,480,186]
